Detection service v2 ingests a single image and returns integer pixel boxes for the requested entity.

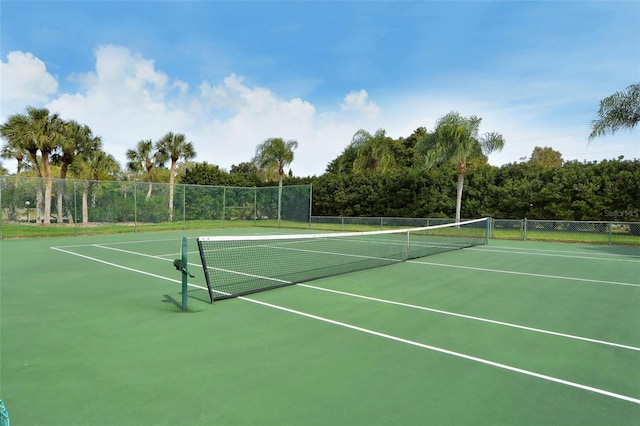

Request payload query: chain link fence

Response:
[309,216,639,245]
[492,218,640,245]
[2,176,638,245]
[0,176,311,238]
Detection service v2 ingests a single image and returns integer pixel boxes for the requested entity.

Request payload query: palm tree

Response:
[0,137,27,173]
[155,132,196,221]
[53,120,101,221]
[416,111,505,223]
[71,149,119,224]
[589,83,640,140]
[253,137,298,221]
[0,107,64,223]
[349,129,397,173]
[126,139,156,199]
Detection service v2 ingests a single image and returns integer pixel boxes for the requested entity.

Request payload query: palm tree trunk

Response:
[82,182,91,224]
[455,172,464,223]
[57,163,69,222]
[146,173,153,200]
[42,151,52,224]
[168,160,176,222]
[27,150,45,223]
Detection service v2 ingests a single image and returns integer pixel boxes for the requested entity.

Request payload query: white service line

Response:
[410,260,640,287]
[469,246,640,263]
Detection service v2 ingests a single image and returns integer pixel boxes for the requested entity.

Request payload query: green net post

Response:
[181,236,188,311]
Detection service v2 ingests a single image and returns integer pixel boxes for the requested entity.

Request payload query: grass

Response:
[492,228,640,245]
[2,218,639,246]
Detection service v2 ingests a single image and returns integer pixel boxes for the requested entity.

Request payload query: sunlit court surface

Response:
[1,225,639,425]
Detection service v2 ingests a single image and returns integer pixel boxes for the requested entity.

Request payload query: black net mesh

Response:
[197,218,488,302]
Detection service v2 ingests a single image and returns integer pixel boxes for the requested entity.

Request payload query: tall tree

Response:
[350,129,398,173]
[253,137,298,221]
[416,111,505,222]
[126,139,156,199]
[0,136,27,173]
[0,107,63,223]
[528,146,563,169]
[71,149,119,224]
[53,120,101,221]
[589,83,640,140]
[155,132,196,221]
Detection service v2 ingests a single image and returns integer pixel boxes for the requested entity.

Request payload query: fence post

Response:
[73,181,78,236]
[485,217,491,244]
[309,184,313,229]
[523,218,527,241]
[222,187,226,221]
[608,222,612,245]
[254,186,257,225]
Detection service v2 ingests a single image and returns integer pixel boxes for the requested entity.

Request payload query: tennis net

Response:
[197,217,489,302]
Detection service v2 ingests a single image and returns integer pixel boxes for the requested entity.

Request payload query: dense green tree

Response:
[416,111,505,223]
[529,146,563,169]
[589,83,640,140]
[155,132,196,221]
[180,162,252,187]
[253,137,298,221]
[349,129,397,173]
[230,161,261,185]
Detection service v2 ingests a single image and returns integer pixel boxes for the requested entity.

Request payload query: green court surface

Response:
[1,229,639,425]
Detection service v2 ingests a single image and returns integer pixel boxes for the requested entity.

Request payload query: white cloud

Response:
[0,51,58,113]
[2,46,636,177]
[340,89,381,118]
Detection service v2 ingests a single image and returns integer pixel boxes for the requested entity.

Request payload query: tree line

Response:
[1,83,638,223]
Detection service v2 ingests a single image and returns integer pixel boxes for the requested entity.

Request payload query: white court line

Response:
[469,247,640,263]
[242,296,640,405]
[410,260,640,288]
[83,243,640,348]
[50,244,640,405]
[298,284,640,352]
[474,244,640,259]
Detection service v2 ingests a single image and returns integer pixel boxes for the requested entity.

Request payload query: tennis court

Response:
[1,225,639,425]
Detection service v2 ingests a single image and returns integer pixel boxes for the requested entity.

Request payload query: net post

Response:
[181,236,188,311]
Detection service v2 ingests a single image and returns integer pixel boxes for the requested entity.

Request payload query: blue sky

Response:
[1,0,639,176]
